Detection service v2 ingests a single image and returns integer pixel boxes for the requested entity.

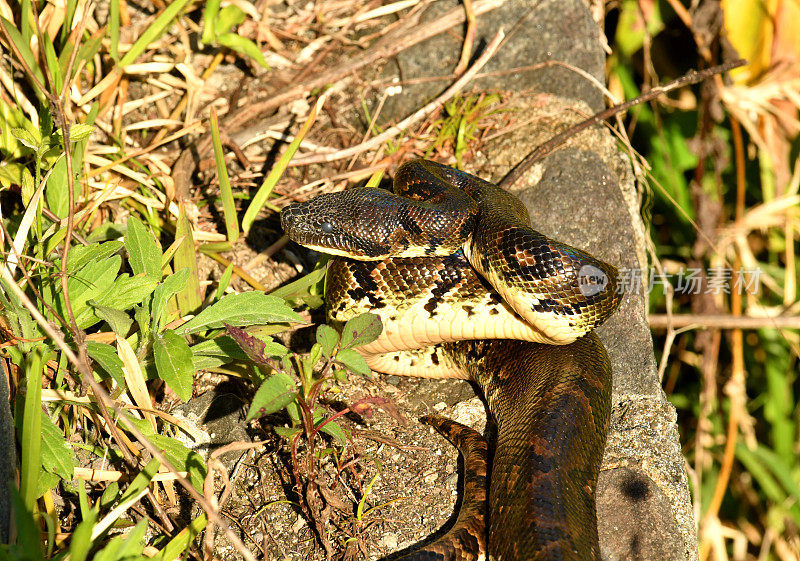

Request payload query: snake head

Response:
[280,188,415,260]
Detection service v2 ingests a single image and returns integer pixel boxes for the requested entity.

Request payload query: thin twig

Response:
[453,0,476,75]
[288,29,505,166]
[498,59,747,189]
[648,314,800,330]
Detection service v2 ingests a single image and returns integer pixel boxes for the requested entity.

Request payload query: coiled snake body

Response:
[281,160,621,560]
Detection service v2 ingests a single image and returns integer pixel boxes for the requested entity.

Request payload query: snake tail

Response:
[449,334,612,561]
[395,416,489,561]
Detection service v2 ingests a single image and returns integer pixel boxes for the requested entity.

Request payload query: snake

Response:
[280,159,621,560]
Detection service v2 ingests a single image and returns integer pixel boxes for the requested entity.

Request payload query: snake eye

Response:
[320,221,334,234]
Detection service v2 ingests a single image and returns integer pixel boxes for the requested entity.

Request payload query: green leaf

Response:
[335,348,371,377]
[153,330,194,401]
[125,216,162,281]
[86,341,126,388]
[179,293,304,334]
[56,256,120,329]
[191,354,228,370]
[90,303,134,336]
[190,335,252,361]
[246,372,297,420]
[215,33,270,69]
[85,222,125,243]
[132,305,150,346]
[66,123,93,142]
[45,156,72,218]
[68,508,97,561]
[151,268,190,334]
[9,487,44,561]
[341,313,382,349]
[273,425,302,439]
[201,0,222,43]
[65,241,124,273]
[318,420,348,446]
[10,127,40,151]
[316,324,339,358]
[99,481,121,510]
[94,274,158,312]
[20,166,34,206]
[93,518,147,561]
[146,436,206,490]
[40,412,75,479]
[0,281,39,350]
[215,4,247,34]
[174,204,202,314]
[0,162,26,188]
[36,471,61,498]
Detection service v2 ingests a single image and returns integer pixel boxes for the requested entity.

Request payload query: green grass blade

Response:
[118,0,193,67]
[42,32,64,94]
[109,0,121,62]
[735,443,784,502]
[9,486,44,561]
[761,330,796,463]
[174,203,202,314]
[151,514,208,561]
[210,107,239,243]
[20,0,33,44]
[242,93,328,233]
[20,347,44,509]
[750,443,800,505]
[0,16,46,99]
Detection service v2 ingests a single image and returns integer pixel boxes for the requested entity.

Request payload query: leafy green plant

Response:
[427,93,502,168]
[201,0,270,69]
[226,312,387,534]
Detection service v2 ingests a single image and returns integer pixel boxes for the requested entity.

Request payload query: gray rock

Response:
[383,0,606,122]
[380,0,698,558]
[174,391,250,473]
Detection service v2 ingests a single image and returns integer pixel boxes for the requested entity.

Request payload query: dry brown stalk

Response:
[454,0,477,75]
[649,314,800,330]
[699,114,749,561]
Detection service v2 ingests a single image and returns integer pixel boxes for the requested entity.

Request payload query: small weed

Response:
[427,93,503,168]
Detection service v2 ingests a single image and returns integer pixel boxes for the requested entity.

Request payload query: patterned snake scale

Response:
[281,159,622,560]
